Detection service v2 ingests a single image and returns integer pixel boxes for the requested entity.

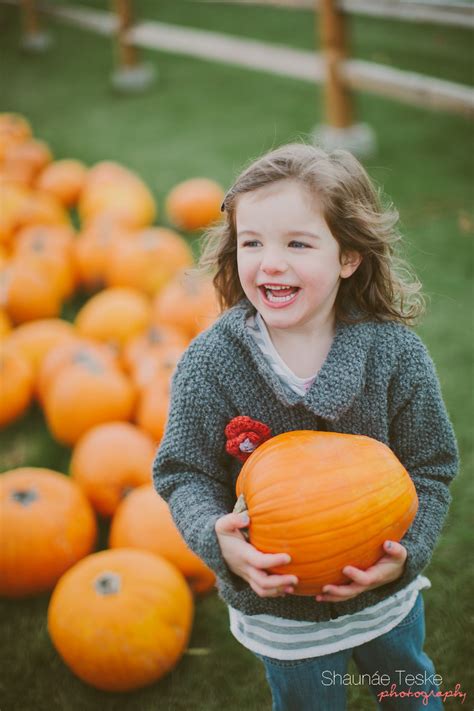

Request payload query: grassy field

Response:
[0,2,473,709]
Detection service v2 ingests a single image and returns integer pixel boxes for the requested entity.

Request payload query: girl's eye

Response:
[289,240,310,249]
[242,240,261,247]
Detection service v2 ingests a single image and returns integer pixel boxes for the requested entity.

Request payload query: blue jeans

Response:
[255,594,443,711]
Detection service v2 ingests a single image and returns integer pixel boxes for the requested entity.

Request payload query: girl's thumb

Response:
[234,512,250,527]
[216,511,250,534]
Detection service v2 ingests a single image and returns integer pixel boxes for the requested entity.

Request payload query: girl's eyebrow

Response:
[237,229,321,240]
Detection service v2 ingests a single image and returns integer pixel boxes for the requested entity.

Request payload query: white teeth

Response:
[265,289,298,303]
[262,284,294,290]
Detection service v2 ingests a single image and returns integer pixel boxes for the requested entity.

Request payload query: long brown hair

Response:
[199,143,425,324]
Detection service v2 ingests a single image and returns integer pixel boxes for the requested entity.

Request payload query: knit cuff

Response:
[197,514,249,592]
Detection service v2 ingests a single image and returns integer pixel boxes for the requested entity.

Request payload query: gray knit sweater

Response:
[152,300,459,622]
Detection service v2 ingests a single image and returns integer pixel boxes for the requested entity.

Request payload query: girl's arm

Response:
[315,332,459,603]
[384,334,459,589]
[152,344,247,591]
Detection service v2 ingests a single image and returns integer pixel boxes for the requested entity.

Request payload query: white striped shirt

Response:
[228,313,430,660]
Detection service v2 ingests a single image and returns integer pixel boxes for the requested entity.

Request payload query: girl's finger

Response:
[316,591,358,602]
[248,568,297,590]
[215,512,249,533]
[249,551,292,569]
[341,566,375,586]
[383,540,407,560]
[317,582,365,599]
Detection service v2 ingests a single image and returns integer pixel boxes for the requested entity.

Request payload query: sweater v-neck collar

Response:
[219,300,376,422]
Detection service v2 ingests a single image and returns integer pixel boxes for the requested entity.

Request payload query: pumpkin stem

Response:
[94,572,121,596]
[120,485,134,499]
[233,494,249,541]
[11,488,39,506]
[149,326,164,344]
[233,493,247,515]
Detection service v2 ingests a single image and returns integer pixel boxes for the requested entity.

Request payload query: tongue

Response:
[269,287,296,297]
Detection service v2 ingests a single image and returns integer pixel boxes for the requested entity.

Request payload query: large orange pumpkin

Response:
[37,338,118,404]
[73,216,131,291]
[70,422,156,516]
[0,345,34,427]
[13,224,76,299]
[0,468,97,597]
[235,430,418,595]
[35,159,87,207]
[2,138,52,186]
[134,375,170,442]
[1,257,63,323]
[3,318,76,375]
[78,161,156,228]
[75,287,151,351]
[105,228,194,296]
[110,485,216,595]
[165,177,224,231]
[122,324,188,375]
[0,113,32,162]
[152,269,219,339]
[47,548,193,692]
[43,353,136,445]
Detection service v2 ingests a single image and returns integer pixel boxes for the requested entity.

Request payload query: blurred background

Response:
[0,1,473,709]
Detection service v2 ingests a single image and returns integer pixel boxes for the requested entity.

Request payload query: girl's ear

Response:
[340,251,362,279]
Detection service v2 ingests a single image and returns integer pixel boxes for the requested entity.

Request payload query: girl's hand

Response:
[315,541,407,603]
[215,511,298,598]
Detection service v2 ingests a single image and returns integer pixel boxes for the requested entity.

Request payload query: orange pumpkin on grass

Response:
[1,257,63,323]
[43,352,135,445]
[105,227,194,296]
[0,308,12,337]
[79,161,156,229]
[47,548,193,692]
[134,375,170,442]
[0,113,32,162]
[70,422,156,516]
[122,324,188,374]
[75,287,151,352]
[2,138,52,186]
[0,345,34,427]
[37,338,119,404]
[0,467,97,597]
[231,426,418,596]
[73,216,130,291]
[36,159,87,207]
[13,224,76,299]
[3,318,76,375]
[129,344,184,391]
[165,177,224,231]
[152,269,219,339]
[110,485,216,595]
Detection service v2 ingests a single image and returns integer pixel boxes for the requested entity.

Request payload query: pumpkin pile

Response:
[0,112,222,692]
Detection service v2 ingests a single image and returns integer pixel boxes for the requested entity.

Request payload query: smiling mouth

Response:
[259,284,300,304]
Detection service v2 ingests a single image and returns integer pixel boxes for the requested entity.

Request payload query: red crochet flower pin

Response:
[224,416,272,462]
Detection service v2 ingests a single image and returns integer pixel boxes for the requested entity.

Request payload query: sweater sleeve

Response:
[152,344,247,591]
[383,333,459,592]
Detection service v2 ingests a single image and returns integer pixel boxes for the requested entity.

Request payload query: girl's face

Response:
[236,180,361,332]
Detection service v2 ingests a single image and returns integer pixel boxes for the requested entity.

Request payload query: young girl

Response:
[152,144,458,710]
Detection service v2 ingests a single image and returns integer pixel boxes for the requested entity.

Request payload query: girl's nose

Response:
[260,249,288,275]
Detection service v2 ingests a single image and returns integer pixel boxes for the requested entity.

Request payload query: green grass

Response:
[1,3,473,709]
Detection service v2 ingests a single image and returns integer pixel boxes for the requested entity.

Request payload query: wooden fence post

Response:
[319,0,353,128]
[111,0,155,91]
[313,0,376,156]
[20,0,52,52]
[115,0,138,70]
